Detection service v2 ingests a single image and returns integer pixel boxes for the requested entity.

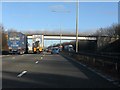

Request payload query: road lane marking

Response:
[40,57,43,59]
[35,61,39,64]
[12,57,15,59]
[17,71,27,78]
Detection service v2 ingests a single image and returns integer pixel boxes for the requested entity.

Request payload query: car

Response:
[51,48,60,54]
[47,49,52,52]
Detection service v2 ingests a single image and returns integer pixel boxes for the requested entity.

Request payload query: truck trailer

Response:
[27,38,33,53]
[8,32,27,54]
[32,35,44,53]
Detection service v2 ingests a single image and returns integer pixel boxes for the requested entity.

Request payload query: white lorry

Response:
[64,45,74,52]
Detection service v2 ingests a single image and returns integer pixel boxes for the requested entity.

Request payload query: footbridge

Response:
[27,35,97,40]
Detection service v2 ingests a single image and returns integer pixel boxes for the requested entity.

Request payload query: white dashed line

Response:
[41,57,43,59]
[17,71,27,78]
[12,57,15,59]
[35,61,39,64]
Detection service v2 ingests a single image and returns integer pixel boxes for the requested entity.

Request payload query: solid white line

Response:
[62,54,119,86]
[17,71,27,78]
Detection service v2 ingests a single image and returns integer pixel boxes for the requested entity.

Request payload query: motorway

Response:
[2,52,119,88]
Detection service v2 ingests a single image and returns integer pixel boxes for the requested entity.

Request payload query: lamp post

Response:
[76,0,79,53]
[51,10,70,49]
[51,11,62,48]
[60,25,62,48]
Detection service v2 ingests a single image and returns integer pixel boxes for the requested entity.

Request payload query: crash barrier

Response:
[63,51,120,78]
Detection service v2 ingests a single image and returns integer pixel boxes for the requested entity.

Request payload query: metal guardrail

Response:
[73,52,120,63]
[64,51,120,72]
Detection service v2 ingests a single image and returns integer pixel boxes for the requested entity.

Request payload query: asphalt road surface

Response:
[2,52,119,88]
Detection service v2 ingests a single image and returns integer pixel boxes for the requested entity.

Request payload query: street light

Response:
[51,9,70,49]
[51,11,62,48]
[76,0,79,53]
[60,25,62,48]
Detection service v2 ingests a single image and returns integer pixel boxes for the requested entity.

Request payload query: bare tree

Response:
[114,24,120,36]
[94,24,120,37]
[7,28,17,33]
[0,24,3,51]
[0,25,8,51]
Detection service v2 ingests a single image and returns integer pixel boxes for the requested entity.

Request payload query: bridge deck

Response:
[27,36,97,40]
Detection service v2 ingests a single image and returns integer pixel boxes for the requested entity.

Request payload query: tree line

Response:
[94,24,120,37]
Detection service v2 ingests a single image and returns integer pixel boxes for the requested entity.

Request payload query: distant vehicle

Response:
[8,32,27,54]
[47,49,52,52]
[45,48,48,52]
[59,45,63,51]
[47,47,53,53]
[51,47,60,54]
[64,45,74,52]
[32,35,44,54]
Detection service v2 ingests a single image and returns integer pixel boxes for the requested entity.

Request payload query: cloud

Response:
[49,5,70,13]
[103,11,118,15]
[50,5,65,10]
